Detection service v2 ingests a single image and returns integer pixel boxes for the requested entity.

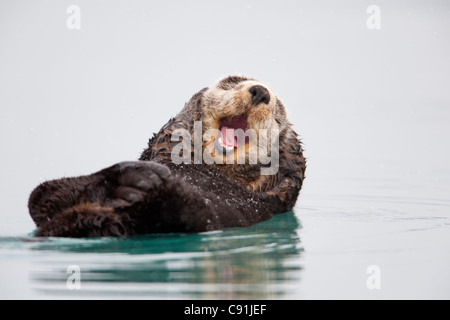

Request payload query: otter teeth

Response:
[217,136,234,151]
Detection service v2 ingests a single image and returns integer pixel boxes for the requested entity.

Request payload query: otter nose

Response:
[249,85,270,105]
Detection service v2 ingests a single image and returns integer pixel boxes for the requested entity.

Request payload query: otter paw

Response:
[35,203,134,237]
[102,161,172,208]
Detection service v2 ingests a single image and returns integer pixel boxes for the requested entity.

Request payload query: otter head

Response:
[191,75,289,186]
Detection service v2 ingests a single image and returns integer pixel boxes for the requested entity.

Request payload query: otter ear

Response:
[274,98,288,125]
[186,87,208,110]
[179,87,208,121]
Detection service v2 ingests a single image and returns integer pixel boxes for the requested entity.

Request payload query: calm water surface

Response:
[1,176,449,299]
[0,212,303,299]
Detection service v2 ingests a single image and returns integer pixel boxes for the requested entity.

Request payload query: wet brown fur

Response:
[28,76,306,237]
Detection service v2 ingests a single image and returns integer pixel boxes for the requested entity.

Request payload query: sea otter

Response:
[28,75,306,237]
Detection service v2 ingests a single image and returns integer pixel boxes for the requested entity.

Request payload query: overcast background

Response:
[0,0,449,299]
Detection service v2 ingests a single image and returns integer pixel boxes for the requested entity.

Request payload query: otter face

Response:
[200,75,287,168]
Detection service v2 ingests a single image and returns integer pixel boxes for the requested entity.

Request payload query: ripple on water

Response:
[0,212,303,299]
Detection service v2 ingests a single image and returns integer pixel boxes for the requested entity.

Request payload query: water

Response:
[1,0,450,299]
[0,212,303,299]
[299,184,450,299]
[1,177,449,299]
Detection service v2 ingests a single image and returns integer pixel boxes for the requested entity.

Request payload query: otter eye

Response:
[217,83,234,91]
[217,76,250,90]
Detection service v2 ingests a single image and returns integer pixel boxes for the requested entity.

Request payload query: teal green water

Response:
[0,212,302,299]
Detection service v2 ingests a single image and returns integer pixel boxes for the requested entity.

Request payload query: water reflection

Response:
[28,212,302,299]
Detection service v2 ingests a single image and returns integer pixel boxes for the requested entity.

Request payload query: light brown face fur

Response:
[200,76,286,167]
[197,75,290,187]
[202,77,278,131]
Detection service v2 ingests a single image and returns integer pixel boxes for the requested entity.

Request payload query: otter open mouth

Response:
[218,115,249,150]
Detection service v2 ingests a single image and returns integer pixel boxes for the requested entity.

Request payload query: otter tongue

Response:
[221,126,237,147]
[220,115,248,148]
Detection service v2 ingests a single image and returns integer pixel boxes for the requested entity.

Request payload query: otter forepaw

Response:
[100,161,172,208]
